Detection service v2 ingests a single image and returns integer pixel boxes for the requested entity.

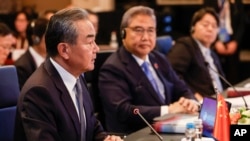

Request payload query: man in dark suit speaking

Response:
[14,7,122,141]
[98,6,199,134]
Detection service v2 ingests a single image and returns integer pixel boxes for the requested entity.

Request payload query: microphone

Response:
[133,108,163,141]
[205,62,248,109]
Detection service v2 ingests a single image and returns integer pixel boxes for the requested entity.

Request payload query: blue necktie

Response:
[204,51,223,92]
[141,62,165,102]
[75,79,86,141]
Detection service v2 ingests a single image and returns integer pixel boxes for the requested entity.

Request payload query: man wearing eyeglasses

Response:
[98,6,199,134]
[0,22,16,66]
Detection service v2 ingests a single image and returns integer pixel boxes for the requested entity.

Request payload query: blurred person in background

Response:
[86,9,99,34]
[204,0,246,84]
[14,18,49,90]
[12,10,30,61]
[167,7,226,101]
[0,22,16,66]
[42,9,57,20]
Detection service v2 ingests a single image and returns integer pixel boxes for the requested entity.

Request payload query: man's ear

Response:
[57,43,70,59]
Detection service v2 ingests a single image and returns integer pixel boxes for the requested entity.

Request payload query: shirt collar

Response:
[195,39,211,56]
[132,54,150,66]
[49,58,77,93]
[29,47,45,68]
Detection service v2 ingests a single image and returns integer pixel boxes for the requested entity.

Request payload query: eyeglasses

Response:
[0,44,14,52]
[126,26,156,36]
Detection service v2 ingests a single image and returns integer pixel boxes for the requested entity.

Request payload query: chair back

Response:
[0,65,20,141]
[156,35,174,55]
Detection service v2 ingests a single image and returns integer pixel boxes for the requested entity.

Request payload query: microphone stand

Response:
[133,109,163,141]
[206,62,248,109]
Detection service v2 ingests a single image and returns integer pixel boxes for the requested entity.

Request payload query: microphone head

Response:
[204,62,209,67]
[133,108,139,115]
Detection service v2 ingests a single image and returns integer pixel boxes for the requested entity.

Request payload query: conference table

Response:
[124,127,184,141]
[124,77,250,141]
[221,77,250,97]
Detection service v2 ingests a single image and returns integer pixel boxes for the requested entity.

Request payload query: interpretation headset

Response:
[27,18,49,46]
[121,29,126,39]
[30,20,40,45]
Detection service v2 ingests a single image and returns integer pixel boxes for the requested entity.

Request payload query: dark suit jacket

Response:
[14,50,37,90]
[14,59,106,141]
[167,36,226,96]
[98,47,194,134]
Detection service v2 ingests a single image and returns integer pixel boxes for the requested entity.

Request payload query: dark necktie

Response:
[141,61,165,103]
[75,79,86,141]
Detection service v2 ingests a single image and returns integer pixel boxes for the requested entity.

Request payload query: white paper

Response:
[226,95,250,108]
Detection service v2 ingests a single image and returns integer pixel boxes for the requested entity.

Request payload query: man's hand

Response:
[168,101,187,114]
[215,40,237,55]
[104,135,124,141]
[178,97,199,114]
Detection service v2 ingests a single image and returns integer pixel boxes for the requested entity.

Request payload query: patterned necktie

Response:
[75,79,86,141]
[141,61,165,103]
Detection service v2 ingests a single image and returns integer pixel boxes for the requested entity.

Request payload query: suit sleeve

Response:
[167,41,192,80]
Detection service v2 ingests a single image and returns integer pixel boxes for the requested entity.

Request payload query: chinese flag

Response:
[213,94,230,141]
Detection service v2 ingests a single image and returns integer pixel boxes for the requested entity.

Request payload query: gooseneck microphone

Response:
[133,108,163,141]
[205,62,248,109]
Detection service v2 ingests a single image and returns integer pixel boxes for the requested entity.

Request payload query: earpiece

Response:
[32,35,40,45]
[190,26,194,33]
[27,18,48,46]
[121,29,126,39]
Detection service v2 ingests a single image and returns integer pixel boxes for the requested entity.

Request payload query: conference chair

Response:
[0,65,20,141]
[156,35,174,55]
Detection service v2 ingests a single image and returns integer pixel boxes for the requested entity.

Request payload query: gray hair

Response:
[120,6,156,30]
[45,7,89,57]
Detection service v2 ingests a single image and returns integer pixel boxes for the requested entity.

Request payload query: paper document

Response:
[153,114,198,133]
[226,95,250,108]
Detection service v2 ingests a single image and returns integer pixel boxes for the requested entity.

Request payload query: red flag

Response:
[213,94,230,141]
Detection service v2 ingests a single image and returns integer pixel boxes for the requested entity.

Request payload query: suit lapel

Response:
[44,59,81,135]
[119,48,166,104]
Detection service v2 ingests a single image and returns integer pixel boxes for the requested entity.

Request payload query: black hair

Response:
[190,7,219,33]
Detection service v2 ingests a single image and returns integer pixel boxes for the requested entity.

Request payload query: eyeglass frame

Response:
[125,26,156,36]
[0,44,14,52]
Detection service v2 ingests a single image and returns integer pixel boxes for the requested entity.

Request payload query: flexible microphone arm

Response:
[205,62,248,109]
[133,108,163,141]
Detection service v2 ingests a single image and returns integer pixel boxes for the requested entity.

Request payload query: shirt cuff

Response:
[160,105,169,116]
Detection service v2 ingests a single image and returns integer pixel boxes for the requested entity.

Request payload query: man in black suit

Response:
[14,18,48,90]
[98,6,199,134]
[167,7,226,101]
[14,7,122,141]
